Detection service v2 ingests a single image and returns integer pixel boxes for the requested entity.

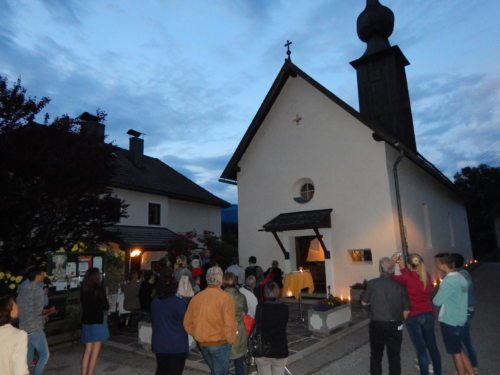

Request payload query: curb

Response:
[287,318,369,364]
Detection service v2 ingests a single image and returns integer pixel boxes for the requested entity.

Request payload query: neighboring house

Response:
[79,113,229,270]
[220,1,472,296]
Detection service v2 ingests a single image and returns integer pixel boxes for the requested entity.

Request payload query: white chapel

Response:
[220,0,473,296]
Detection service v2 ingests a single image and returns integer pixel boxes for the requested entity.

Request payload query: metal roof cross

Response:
[284,40,292,61]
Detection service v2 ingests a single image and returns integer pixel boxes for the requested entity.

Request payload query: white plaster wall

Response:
[385,145,473,280]
[112,187,169,227]
[167,199,222,237]
[112,188,222,237]
[237,76,398,296]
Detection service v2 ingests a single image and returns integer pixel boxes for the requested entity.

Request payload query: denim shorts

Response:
[440,322,464,354]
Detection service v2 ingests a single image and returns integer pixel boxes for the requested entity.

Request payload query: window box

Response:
[307,303,351,335]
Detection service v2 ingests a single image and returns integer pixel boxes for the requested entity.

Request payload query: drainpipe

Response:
[393,144,409,267]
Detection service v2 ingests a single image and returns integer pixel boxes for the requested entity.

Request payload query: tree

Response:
[454,164,500,258]
[0,76,127,272]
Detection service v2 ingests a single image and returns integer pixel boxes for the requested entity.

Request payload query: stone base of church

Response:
[307,304,351,336]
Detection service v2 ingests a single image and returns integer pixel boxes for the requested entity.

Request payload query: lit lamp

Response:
[129,248,142,275]
[130,248,142,258]
[306,238,325,262]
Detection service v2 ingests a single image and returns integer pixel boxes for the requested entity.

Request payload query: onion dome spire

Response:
[357,0,394,56]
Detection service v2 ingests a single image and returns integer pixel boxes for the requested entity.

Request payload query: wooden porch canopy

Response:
[260,209,333,260]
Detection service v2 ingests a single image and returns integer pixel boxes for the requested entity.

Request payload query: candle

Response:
[286,289,292,297]
[432,281,437,287]
[340,294,343,302]
[298,267,303,273]
[348,296,351,302]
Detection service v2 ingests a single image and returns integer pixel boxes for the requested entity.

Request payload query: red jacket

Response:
[393,269,434,318]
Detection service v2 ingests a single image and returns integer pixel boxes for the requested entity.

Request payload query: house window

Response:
[349,249,372,263]
[148,203,161,225]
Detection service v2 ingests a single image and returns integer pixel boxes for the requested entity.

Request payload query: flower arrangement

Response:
[313,295,348,311]
[350,280,367,290]
[0,271,23,295]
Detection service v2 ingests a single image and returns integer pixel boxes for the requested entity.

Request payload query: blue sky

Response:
[1,0,499,204]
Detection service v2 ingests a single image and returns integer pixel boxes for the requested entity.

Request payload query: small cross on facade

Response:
[293,113,302,125]
[284,40,292,61]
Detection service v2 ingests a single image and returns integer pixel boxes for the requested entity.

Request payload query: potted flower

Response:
[307,296,351,335]
[349,280,366,306]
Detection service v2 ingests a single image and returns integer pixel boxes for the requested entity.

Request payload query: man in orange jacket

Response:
[183,266,237,375]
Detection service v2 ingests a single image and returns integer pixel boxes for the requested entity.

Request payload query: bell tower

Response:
[350,0,417,152]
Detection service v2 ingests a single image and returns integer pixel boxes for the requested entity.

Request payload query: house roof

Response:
[111,147,230,208]
[106,225,178,251]
[262,209,333,232]
[220,60,461,197]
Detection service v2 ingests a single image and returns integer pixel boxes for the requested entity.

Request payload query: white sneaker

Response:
[414,362,434,374]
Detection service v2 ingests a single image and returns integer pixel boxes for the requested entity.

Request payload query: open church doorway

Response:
[295,235,326,294]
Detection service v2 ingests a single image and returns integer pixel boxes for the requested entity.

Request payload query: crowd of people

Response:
[361,252,478,375]
[0,249,480,375]
[124,254,287,375]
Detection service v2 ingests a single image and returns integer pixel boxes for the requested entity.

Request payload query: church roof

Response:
[220,60,460,196]
[112,147,230,208]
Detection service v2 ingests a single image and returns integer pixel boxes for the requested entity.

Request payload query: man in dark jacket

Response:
[361,257,410,375]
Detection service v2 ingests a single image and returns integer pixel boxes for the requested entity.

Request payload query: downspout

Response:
[393,144,409,267]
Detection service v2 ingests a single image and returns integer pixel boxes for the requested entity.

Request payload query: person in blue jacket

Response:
[150,272,188,375]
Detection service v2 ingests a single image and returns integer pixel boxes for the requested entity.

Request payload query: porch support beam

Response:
[271,230,290,260]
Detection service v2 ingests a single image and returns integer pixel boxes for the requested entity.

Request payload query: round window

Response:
[300,183,315,202]
[293,178,315,203]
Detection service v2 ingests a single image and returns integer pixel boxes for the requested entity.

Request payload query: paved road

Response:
[45,262,500,374]
[305,262,500,375]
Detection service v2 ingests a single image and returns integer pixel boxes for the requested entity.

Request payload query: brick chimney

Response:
[127,129,144,168]
[78,112,105,142]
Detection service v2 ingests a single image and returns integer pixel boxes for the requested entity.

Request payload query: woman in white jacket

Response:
[0,295,29,375]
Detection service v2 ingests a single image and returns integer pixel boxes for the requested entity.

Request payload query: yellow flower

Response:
[10,276,16,281]
[15,276,23,283]
[9,284,16,290]
[6,273,11,279]
[0,272,4,279]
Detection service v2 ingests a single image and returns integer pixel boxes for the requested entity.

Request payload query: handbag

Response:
[243,314,255,337]
[247,305,271,357]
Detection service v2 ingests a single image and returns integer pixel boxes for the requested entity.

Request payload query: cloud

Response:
[413,72,500,177]
[41,0,85,26]
[160,153,237,203]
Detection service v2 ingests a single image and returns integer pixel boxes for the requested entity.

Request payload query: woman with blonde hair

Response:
[392,253,441,375]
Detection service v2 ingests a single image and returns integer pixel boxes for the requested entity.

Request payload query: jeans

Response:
[462,317,478,367]
[369,321,402,375]
[233,355,246,375]
[199,344,231,375]
[406,312,442,375]
[27,329,50,375]
[255,357,287,375]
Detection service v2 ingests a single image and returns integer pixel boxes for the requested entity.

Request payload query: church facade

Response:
[220,1,472,296]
